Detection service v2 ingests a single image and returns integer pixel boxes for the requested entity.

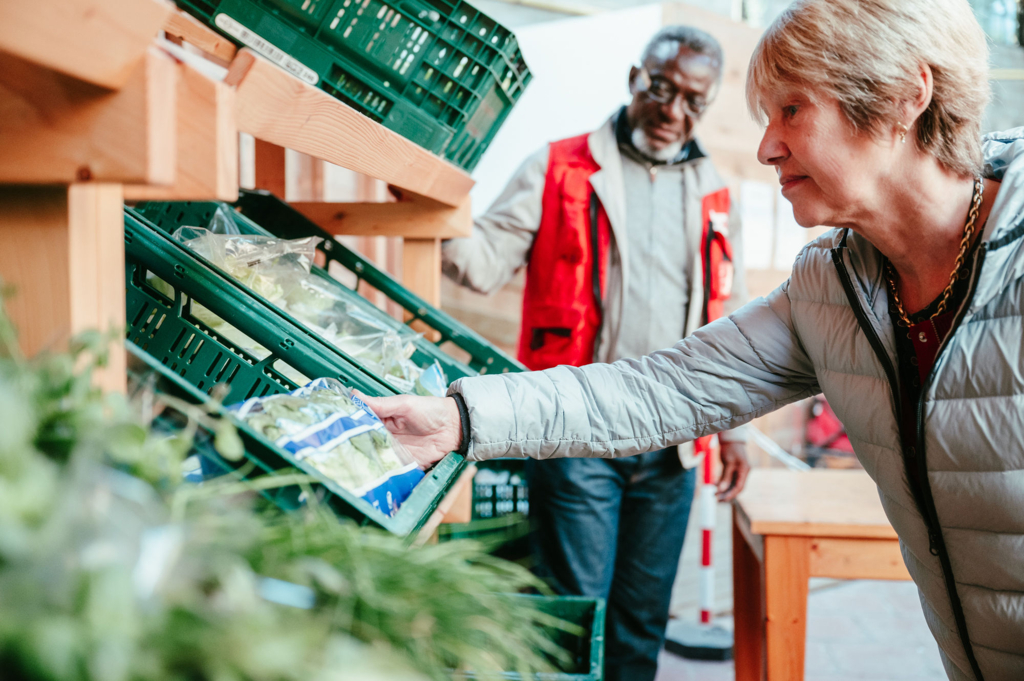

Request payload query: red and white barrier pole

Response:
[664,435,732,660]
[699,436,717,625]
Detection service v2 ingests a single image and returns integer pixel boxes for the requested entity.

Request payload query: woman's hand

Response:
[356,392,462,468]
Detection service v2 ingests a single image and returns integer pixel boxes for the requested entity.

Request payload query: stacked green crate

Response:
[131,199,488,388]
[125,204,598,676]
[124,207,464,537]
[231,189,522,375]
[535,594,604,681]
[130,197,533,540]
[438,459,530,562]
[175,0,530,171]
[128,347,602,679]
[455,595,605,681]
[221,192,533,550]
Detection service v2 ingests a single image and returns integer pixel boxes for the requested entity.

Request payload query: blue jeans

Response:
[526,449,697,681]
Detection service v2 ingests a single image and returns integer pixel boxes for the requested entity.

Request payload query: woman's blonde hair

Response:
[746,0,990,177]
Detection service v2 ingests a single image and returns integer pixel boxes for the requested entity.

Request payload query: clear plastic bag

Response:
[171,217,448,397]
[172,225,319,307]
[230,378,425,516]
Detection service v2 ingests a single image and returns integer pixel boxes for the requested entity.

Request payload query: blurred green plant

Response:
[0,295,577,681]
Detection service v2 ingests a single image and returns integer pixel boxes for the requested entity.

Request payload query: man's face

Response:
[626,44,720,157]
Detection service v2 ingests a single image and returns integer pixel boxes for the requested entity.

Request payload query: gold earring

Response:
[897,122,909,144]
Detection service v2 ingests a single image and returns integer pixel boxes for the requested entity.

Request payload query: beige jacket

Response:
[443,116,749,463]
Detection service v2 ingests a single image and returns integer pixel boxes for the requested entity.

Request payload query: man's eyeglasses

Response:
[635,67,710,118]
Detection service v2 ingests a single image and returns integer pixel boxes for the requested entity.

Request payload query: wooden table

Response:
[732,469,911,680]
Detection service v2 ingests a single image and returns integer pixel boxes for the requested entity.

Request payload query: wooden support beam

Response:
[125,61,238,202]
[402,239,443,307]
[413,465,477,546]
[732,512,766,681]
[225,49,474,207]
[402,238,443,341]
[809,537,911,581]
[440,468,474,524]
[289,196,472,239]
[0,185,127,394]
[0,48,178,186]
[254,139,287,198]
[163,9,238,67]
[0,0,173,90]
[291,153,325,201]
[764,535,810,681]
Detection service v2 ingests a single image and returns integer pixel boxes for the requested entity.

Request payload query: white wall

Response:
[469,6,663,215]
[467,3,818,282]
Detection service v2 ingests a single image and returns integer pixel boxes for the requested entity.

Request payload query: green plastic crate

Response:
[455,595,605,681]
[439,458,529,561]
[469,458,527,518]
[230,190,524,376]
[124,208,465,537]
[176,0,530,171]
[130,199,486,387]
[126,340,306,511]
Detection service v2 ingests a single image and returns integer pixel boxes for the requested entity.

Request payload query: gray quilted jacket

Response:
[450,128,1024,681]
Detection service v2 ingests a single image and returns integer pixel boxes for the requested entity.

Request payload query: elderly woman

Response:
[364,0,1024,678]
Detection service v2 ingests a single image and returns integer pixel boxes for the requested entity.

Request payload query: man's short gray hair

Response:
[642,26,724,79]
[746,0,990,177]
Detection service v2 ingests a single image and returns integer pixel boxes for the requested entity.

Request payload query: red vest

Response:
[517,133,735,372]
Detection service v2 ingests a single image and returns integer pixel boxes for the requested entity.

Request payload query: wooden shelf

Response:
[125,59,238,202]
[0,46,178,186]
[414,464,477,545]
[0,0,173,90]
[289,196,472,239]
[0,9,477,385]
[226,48,475,208]
[0,184,127,393]
[162,8,238,67]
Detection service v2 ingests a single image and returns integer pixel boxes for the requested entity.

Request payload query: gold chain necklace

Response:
[885,177,984,328]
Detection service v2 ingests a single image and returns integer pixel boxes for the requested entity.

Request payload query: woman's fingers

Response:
[352,393,461,468]
[353,391,392,418]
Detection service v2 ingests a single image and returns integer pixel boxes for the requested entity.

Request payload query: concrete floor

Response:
[657,579,947,681]
[659,500,947,681]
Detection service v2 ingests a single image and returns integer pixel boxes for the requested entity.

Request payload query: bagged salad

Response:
[230,378,424,517]
[166,205,447,397]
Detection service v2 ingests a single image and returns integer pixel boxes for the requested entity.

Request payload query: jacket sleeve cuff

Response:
[447,375,521,462]
[450,392,471,458]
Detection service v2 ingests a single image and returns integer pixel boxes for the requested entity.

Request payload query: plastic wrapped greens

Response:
[170,217,447,396]
[230,378,425,516]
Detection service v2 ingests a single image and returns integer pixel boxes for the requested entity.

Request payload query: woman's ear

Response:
[907,62,934,123]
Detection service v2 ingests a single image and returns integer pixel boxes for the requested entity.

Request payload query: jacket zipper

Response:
[913,244,987,681]
[831,235,986,680]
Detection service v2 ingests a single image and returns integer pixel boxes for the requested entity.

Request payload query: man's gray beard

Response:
[631,128,683,162]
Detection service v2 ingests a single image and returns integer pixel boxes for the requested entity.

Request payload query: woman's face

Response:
[757,87,894,228]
